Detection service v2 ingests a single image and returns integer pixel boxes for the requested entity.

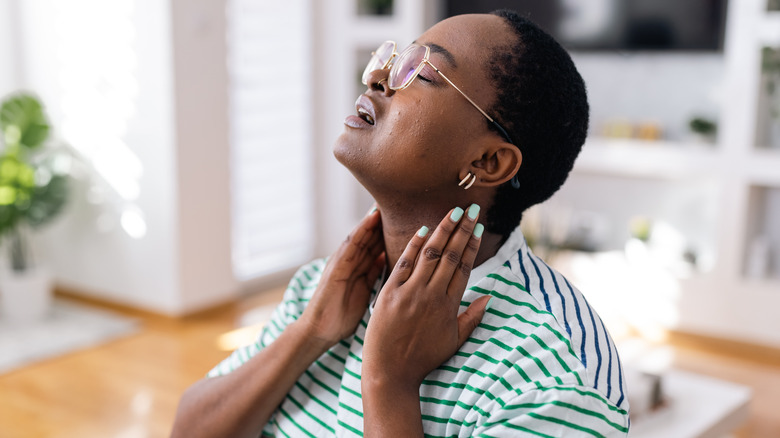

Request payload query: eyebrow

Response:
[413,41,458,68]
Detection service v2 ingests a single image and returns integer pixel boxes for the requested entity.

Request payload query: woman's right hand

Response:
[297,207,385,346]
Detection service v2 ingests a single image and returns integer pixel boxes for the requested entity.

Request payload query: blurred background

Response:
[0,0,779,437]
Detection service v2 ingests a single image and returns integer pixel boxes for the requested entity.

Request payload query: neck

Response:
[377,202,504,276]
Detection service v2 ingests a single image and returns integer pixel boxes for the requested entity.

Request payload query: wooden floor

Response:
[2,288,780,438]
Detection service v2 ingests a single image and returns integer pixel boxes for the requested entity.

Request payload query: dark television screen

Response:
[445,0,728,51]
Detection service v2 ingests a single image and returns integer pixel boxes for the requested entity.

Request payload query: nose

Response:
[365,68,394,97]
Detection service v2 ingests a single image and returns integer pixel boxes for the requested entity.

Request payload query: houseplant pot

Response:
[0,93,69,323]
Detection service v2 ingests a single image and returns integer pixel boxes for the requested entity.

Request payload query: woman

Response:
[173,10,629,437]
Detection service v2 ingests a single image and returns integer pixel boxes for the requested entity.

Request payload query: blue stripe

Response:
[517,249,531,293]
[599,315,614,399]
[545,263,572,338]
[616,361,626,407]
[587,301,603,389]
[528,255,552,314]
[563,276,587,368]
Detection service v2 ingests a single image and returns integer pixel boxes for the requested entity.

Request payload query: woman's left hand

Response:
[362,205,492,391]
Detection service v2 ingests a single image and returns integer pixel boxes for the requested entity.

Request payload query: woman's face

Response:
[334,14,513,199]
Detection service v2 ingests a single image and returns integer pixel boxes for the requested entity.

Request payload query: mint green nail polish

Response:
[467,204,480,220]
[450,207,464,222]
[417,225,429,237]
[473,223,484,239]
[368,206,377,216]
[485,296,494,311]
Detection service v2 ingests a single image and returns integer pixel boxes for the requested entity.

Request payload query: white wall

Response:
[0,0,20,96]
[11,0,237,315]
[573,52,725,141]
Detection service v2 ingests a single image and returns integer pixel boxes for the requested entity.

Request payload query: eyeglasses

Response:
[361,40,514,144]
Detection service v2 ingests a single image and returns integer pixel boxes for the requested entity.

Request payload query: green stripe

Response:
[314,360,343,381]
[285,393,336,433]
[294,381,337,415]
[340,383,362,399]
[278,406,317,438]
[337,419,364,436]
[303,370,339,397]
[505,401,628,433]
[343,366,361,381]
[421,414,464,426]
[527,412,605,437]
[479,422,555,438]
[471,286,547,315]
[348,351,363,363]
[487,273,528,292]
[484,306,579,363]
[269,317,285,335]
[535,386,629,415]
[338,401,364,418]
[437,366,507,408]
[528,333,583,386]
[418,380,495,419]
[275,420,293,438]
[325,350,346,364]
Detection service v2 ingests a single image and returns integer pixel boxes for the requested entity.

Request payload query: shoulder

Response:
[466,229,630,413]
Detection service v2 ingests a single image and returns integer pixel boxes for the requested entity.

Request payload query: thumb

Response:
[457,295,493,347]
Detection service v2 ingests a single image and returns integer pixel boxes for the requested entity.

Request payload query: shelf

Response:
[744,185,780,281]
[574,137,721,178]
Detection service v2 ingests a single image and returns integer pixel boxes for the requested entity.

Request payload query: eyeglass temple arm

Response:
[431,64,514,144]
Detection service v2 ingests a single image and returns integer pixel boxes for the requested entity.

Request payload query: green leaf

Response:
[25,174,68,228]
[0,93,50,150]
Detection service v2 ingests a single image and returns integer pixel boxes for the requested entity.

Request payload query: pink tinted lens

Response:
[388,45,427,89]
[362,41,395,84]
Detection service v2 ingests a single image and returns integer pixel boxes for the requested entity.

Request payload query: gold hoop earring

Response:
[458,172,477,190]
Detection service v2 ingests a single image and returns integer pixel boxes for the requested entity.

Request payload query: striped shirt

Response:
[209,227,630,437]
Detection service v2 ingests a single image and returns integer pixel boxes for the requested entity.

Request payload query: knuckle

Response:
[444,249,461,265]
[459,261,473,275]
[423,247,442,261]
[396,257,413,271]
[457,225,472,237]
[466,238,480,251]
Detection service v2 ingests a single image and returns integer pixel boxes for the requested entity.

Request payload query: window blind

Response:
[227,0,314,280]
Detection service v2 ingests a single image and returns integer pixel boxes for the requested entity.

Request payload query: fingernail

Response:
[485,296,494,311]
[367,206,377,216]
[473,223,484,239]
[417,225,429,237]
[450,207,464,222]
[467,204,480,220]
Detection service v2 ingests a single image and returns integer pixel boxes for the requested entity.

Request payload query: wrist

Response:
[286,320,336,356]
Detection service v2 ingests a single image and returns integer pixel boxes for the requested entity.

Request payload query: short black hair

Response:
[486,9,589,239]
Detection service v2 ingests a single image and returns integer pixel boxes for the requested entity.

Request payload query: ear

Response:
[468,140,522,188]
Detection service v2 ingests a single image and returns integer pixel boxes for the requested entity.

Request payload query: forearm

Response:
[362,377,424,437]
[171,321,331,438]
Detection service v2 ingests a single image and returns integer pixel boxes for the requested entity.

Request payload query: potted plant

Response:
[0,92,69,323]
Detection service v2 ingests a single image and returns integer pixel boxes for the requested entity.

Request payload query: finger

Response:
[411,207,465,284]
[365,252,387,290]
[457,295,492,347]
[447,222,483,299]
[338,207,381,264]
[353,227,386,275]
[430,204,480,288]
[388,225,430,285]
